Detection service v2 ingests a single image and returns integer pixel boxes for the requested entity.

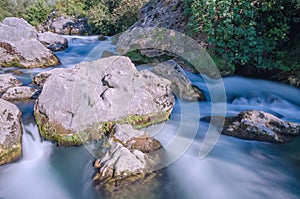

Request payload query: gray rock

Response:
[0,74,22,94]
[34,56,174,146]
[32,68,66,88]
[93,124,162,191]
[41,12,91,35]
[0,17,60,68]
[152,60,205,101]
[2,86,38,101]
[221,110,300,143]
[0,99,22,165]
[134,0,187,33]
[51,15,74,34]
[38,32,68,51]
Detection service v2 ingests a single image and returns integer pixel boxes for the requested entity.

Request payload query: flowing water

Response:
[0,36,300,199]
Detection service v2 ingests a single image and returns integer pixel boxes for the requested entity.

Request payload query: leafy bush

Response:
[24,0,52,26]
[189,0,300,71]
[88,0,146,35]
[54,0,87,18]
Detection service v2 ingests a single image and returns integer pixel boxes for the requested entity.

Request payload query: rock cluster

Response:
[93,124,164,198]
[39,12,91,35]
[0,17,60,68]
[0,74,37,101]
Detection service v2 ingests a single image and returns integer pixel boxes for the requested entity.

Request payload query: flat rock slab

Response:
[0,99,22,165]
[34,56,174,146]
[0,74,22,94]
[221,110,300,143]
[2,86,38,101]
[0,17,59,68]
[152,60,205,101]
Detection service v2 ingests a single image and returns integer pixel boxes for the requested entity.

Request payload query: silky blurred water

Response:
[0,36,300,199]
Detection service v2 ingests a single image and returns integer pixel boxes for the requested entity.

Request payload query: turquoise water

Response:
[0,36,300,199]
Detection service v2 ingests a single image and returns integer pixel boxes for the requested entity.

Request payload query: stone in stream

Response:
[0,99,22,165]
[215,110,300,143]
[0,17,59,68]
[93,124,164,199]
[2,86,38,101]
[152,60,205,101]
[32,68,66,88]
[34,56,175,146]
[0,74,22,94]
[37,32,68,51]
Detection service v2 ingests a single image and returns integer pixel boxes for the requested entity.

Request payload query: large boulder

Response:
[34,56,174,146]
[0,74,22,94]
[220,110,300,143]
[0,99,22,165]
[2,86,38,101]
[0,17,60,68]
[37,32,68,51]
[93,124,163,197]
[152,60,205,101]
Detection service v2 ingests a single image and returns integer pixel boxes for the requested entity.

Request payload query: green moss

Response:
[34,105,173,146]
[126,50,173,65]
[0,143,22,165]
[1,59,22,68]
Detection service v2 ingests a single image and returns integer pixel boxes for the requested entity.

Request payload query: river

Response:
[0,36,300,199]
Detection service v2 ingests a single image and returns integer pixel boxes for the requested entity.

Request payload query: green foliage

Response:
[87,0,146,35]
[0,0,13,21]
[189,0,300,71]
[54,0,87,18]
[24,0,52,26]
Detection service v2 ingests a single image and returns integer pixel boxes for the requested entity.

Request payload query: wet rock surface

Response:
[0,99,22,165]
[220,110,300,143]
[38,32,68,51]
[152,60,205,101]
[34,56,174,145]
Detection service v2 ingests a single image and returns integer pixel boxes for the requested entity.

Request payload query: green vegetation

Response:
[0,0,145,35]
[24,0,52,26]
[186,0,300,72]
[87,0,146,35]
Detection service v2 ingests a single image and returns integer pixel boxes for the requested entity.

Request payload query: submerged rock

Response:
[0,99,22,165]
[220,110,300,143]
[152,60,205,101]
[38,32,68,51]
[93,124,163,198]
[0,17,60,68]
[0,74,22,94]
[2,86,38,101]
[34,56,174,146]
